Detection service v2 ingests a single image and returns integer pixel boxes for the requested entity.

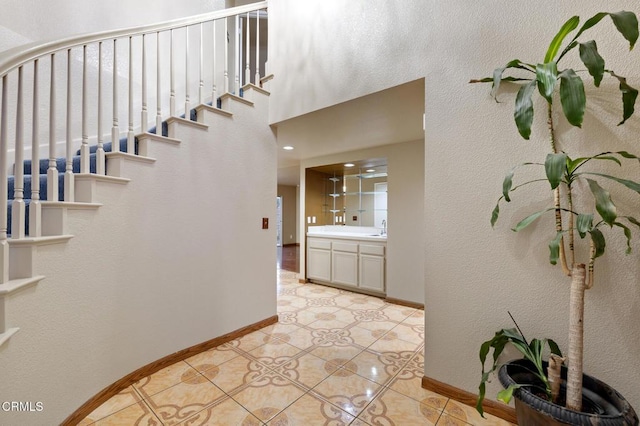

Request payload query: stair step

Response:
[8,174,65,202]
[75,137,138,156]
[23,152,98,175]
[7,174,65,236]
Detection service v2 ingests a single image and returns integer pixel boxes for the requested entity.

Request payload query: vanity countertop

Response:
[306,226,387,242]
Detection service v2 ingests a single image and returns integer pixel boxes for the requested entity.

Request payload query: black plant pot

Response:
[498,359,638,426]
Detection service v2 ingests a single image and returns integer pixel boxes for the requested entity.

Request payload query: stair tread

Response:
[0,275,45,295]
[0,328,19,348]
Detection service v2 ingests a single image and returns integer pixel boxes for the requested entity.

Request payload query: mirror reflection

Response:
[305,159,387,228]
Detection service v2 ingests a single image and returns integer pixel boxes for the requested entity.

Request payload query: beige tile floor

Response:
[79,270,514,425]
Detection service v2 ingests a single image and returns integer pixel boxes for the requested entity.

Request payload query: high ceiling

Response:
[274,79,425,186]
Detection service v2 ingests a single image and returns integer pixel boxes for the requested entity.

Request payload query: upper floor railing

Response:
[0,1,268,283]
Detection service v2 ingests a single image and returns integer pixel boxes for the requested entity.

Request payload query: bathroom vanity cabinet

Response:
[306,227,386,295]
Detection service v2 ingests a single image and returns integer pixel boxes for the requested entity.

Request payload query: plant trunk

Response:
[548,354,563,404]
[567,264,586,411]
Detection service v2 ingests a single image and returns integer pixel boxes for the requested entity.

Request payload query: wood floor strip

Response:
[421,375,517,424]
[384,296,424,310]
[62,315,278,425]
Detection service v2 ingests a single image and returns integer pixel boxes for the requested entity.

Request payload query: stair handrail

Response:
[0,1,267,78]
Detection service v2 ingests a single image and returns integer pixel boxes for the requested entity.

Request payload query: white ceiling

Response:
[274,79,425,186]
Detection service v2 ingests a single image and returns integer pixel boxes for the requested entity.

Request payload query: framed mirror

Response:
[305,159,387,228]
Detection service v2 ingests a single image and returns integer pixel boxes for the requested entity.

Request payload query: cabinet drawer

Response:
[360,244,385,256]
[332,241,359,253]
[308,238,331,250]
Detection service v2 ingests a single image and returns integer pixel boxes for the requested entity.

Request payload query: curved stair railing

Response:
[0,1,268,325]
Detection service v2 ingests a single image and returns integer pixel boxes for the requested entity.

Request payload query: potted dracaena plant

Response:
[472,10,640,425]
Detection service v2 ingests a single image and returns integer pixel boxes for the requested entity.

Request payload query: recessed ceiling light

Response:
[282,146,294,150]
[344,163,355,167]
[366,169,375,173]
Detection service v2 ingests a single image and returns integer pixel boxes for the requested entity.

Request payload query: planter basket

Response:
[498,359,638,426]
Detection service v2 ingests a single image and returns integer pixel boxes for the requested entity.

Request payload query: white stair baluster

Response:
[211,20,217,105]
[245,12,250,85]
[185,26,191,119]
[224,18,229,94]
[234,15,240,92]
[97,42,105,175]
[255,10,261,84]
[0,76,7,282]
[64,49,74,202]
[48,53,59,201]
[141,34,148,137]
[170,29,175,117]
[199,23,204,105]
[112,39,120,153]
[156,32,162,134]
[127,37,134,154]
[29,59,42,237]
[244,12,251,84]
[11,66,25,239]
[80,45,90,174]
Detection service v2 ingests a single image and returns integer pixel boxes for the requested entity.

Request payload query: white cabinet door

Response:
[359,254,385,292]
[307,248,331,282]
[332,251,359,287]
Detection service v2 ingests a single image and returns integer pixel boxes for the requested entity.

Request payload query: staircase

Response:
[0,3,278,423]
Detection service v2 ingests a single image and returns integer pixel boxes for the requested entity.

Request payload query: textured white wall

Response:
[0,94,277,423]
[0,0,226,46]
[297,139,425,305]
[270,0,640,411]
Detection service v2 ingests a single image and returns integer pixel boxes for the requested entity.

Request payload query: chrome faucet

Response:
[381,220,387,236]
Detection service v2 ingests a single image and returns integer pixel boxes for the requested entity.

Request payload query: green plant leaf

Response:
[559,69,586,127]
[613,222,633,254]
[502,162,545,202]
[583,172,640,194]
[579,41,605,87]
[577,214,594,238]
[547,339,563,357]
[477,382,487,417]
[497,385,521,404]
[477,330,513,417]
[549,231,565,265]
[502,170,514,202]
[590,228,606,258]
[490,60,535,100]
[513,208,555,232]
[558,12,639,61]
[545,153,567,189]
[568,153,622,174]
[607,71,639,125]
[470,77,532,84]
[616,151,640,161]
[502,328,528,346]
[514,80,537,139]
[536,62,558,102]
[545,16,580,63]
[529,339,543,366]
[491,200,501,228]
[558,13,607,61]
[586,178,618,225]
[624,216,640,229]
[610,11,640,50]
[587,156,621,166]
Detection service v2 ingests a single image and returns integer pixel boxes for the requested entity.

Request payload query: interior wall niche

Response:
[305,158,387,230]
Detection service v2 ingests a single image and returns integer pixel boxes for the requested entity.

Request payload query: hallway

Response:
[79,268,512,425]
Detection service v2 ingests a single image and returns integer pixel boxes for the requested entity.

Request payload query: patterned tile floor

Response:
[79,270,514,425]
